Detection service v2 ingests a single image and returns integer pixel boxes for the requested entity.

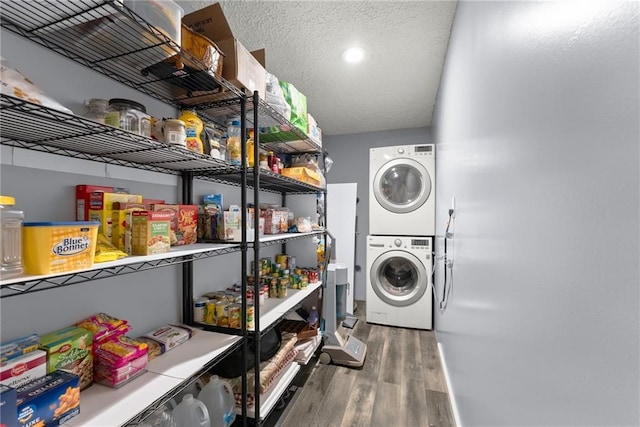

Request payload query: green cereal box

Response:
[39,327,93,390]
[131,211,171,255]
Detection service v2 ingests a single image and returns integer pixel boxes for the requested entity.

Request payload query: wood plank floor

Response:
[275,301,455,427]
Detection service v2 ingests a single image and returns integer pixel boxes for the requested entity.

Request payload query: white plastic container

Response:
[198,376,236,427]
[123,0,184,46]
[171,394,210,427]
[0,196,23,278]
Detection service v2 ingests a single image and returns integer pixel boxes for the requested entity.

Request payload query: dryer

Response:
[366,235,432,330]
[369,144,435,236]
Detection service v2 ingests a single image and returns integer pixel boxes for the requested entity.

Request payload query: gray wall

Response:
[323,127,431,301]
[432,2,639,426]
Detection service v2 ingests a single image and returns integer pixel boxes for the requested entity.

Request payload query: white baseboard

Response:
[437,341,462,427]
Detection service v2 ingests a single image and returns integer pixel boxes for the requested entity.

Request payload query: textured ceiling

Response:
[180,1,457,136]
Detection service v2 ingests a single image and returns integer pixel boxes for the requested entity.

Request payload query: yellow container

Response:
[22,221,99,274]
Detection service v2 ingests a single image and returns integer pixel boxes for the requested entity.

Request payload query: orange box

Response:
[151,204,198,246]
[131,211,172,255]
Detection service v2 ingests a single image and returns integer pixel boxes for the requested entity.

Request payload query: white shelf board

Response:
[255,281,322,332]
[64,331,241,426]
[237,362,301,420]
[0,243,239,286]
[258,231,323,244]
[65,372,182,427]
[146,331,241,380]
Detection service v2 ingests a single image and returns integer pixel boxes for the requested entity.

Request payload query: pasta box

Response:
[150,204,198,246]
[0,350,46,390]
[0,335,39,364]
[88,192,143,239]
[131,211,172,255]
[110,202,151,252]
[16,371,79,426]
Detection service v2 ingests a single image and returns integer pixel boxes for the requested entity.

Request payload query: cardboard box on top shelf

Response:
[307,113,322,147]
[183,3,266,100]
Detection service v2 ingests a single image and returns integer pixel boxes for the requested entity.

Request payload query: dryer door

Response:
[373,158,431,214]
[370,250,427,307]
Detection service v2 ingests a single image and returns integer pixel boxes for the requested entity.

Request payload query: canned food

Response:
[246,304,255,330]
[215,301,230,327]
[307,269,319,283]
[205,301,217,324]
[193,297,208,323]
[262,284,270,300]
[269,278,278,298]
[228,303,241,329]
[259,288,266,306]
[300,275,309,290]
[276,254,288,269]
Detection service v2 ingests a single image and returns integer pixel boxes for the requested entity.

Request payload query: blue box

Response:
[0,335,39,364]
[0,384,17,427]
[16,371,79,426]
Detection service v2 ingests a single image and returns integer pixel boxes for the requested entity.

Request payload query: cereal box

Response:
[131,211,171,255]
[16,371,79,426]
[88,192,143,239]
[39,328,93,391]
[111,202,151,252]
[0,384,17,427]
[0,351,46,389]
[151,205,198,246]
[75,185,113,221]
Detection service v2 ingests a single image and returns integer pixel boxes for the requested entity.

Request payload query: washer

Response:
[366,235,432,330]
[369,144,435,236]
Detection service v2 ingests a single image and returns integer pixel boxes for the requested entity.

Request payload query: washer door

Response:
[373,158,431,214]
[370,250,427,307]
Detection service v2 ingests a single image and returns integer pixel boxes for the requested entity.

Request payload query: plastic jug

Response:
[197,376,236,427]
[171,394,210,427]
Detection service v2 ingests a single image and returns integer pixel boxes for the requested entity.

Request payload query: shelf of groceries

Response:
[61,330,243,427]
[0,94,324,195]
[0,232,324,298]
[0,0,323,156]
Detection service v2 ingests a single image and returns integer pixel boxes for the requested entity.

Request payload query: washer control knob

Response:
[398,148,405,154]
[394,239,402,247]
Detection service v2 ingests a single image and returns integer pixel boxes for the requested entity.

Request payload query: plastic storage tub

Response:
[22,221,99,274]
[123,0,184,46]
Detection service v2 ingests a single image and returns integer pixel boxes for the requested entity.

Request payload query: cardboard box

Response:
[0,351,46,390]
[39,327,93,390]
[1,334,40,364]
[131,211,172,255]
[151,204,198,246]
[307,113,322,147]
[281,167,322,187]
[111,203,151,252]
[261,209,288,235]
[0,384,17,427]
[75,185,113,221]
[183,3,266,99]
[16,371,80,426]
[89,192,143,239]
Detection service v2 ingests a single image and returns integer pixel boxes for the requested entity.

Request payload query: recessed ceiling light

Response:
[342,47,364,63]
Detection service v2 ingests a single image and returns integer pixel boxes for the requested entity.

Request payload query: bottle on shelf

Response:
[0,196,23,278]
[226,119,242,165]
[307,306,319,329]
[179,110,204,154]
[198,376,236,427]
[259,152,269,170]
[171,394,210,427]
[246,129,255,167]
[267,151,279,173]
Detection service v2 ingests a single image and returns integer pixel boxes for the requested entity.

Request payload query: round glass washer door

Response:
[373,158,431,214]
[370,250,427,307]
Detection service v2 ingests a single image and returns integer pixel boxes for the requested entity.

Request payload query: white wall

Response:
[432,2,639,425]
[323,127,432,301]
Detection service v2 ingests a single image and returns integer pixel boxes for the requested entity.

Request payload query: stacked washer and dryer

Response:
[367,144,435,330]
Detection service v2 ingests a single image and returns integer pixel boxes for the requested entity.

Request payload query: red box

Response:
[151,205,198,246]
[75,185,113,221]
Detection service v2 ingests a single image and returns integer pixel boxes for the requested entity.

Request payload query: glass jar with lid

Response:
[163,119,187,147]
[82,98,109,124]
[105,98,151,137]
[0,196,23,278]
